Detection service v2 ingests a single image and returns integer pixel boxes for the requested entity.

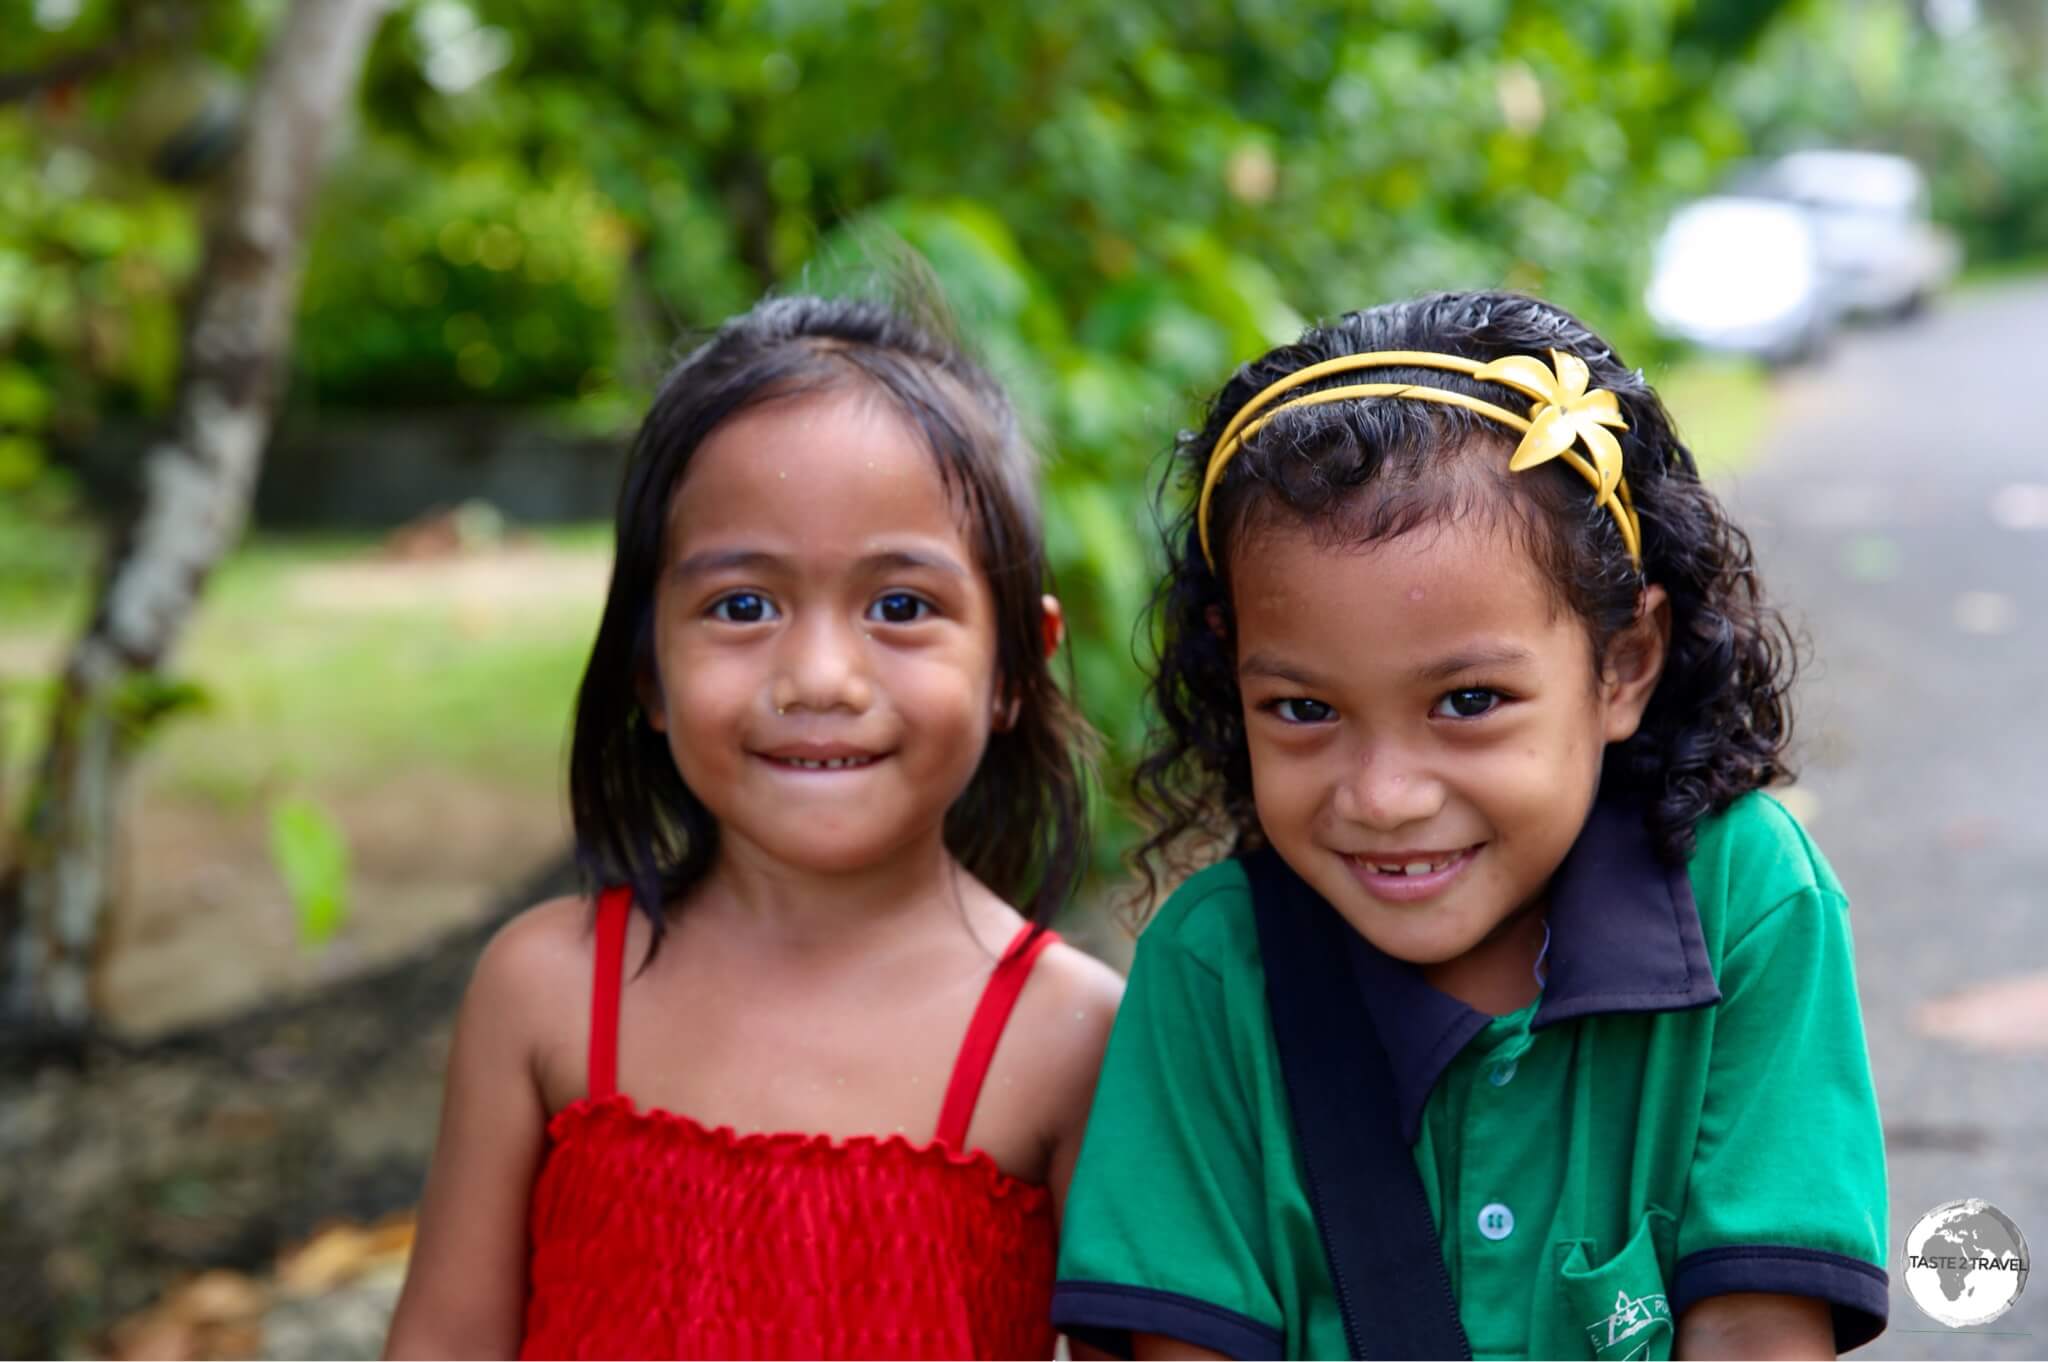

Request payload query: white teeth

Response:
[781,756,872,769]
[1362,854,1458,876]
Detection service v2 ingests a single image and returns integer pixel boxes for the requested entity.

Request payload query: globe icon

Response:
[1904,1199,2031,1328]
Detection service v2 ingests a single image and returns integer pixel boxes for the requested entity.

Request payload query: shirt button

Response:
[1477,1202,1515,1241]
[1488,1060,1517,1086]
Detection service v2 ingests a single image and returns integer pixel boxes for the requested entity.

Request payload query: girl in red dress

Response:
[384,294,1123,1360]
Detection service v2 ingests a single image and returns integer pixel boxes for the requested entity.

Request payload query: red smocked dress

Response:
[520,888,1061,1360]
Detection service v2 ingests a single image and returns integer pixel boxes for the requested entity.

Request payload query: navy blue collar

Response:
[1339,798,1721,1143]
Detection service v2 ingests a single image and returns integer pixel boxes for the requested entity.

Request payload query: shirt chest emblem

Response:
[1585,1287,1673,1360]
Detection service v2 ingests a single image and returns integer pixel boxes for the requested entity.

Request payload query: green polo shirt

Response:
[1053,792,1888,1359]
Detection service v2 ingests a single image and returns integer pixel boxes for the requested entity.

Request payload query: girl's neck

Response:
[1421,895,1550,1017]
[698,828,966,950]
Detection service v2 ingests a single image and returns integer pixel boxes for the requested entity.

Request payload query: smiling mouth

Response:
[1351,856,1466,876]
[765,754,883,771]
[1347,846,1480,877]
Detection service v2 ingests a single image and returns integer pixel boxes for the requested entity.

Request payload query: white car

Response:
[1645,195,1836,362]
[1745,150,1961,319]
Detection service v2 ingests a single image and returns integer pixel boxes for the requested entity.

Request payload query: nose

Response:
[772,612,874,715]
[1330,738,1445,831]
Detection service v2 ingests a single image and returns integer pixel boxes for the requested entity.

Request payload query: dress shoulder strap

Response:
[934,924,1059,1149]
[587,886,632,1101]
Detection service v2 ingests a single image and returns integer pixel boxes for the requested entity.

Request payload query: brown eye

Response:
[1434,688,1502,719]
[1272,698,1335,724]
[711,592,776,623]
[867,592,931,624]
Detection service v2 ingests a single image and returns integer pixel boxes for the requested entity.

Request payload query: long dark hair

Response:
[1134,290,1797,904]
[570,293,1096,941]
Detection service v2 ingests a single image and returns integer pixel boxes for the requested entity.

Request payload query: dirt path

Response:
[101,766,572,1034]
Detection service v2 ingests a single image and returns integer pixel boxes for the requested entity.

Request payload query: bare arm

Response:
[1032,944,1125,1362]
[1038,943,1126,1225]
[1677,1293,1835,1360]
[385,908,575,1359]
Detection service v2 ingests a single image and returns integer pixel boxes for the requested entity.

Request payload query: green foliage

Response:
[296,140,629,406]
[0,1,263,489]
[0,497,93,624]
[315,0,1807,420]
[267,795,352,951]
[0,114,196,488]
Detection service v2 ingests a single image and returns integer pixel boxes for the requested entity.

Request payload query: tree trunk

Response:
[2,0,388,1036]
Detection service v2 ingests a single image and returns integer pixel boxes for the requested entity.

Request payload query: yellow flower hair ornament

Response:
[1194,348,1642,570]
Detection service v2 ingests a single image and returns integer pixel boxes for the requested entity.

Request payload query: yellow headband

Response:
[1195,348,1641,569]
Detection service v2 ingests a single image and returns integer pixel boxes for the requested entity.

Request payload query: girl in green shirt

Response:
[1054,291,1886,1360]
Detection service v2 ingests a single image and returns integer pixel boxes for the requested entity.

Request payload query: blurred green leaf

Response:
[109,673,211,746]
[0,434,42,490]
[268,796,353,953]
[0,366,52,427]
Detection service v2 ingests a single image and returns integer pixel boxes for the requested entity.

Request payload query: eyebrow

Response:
[1237,652,1327,687]
[862,548,968,580]
[1237,644,1537,688]
[1411,644,1537,683]
[668,547,969,580]
[670,549,781,580]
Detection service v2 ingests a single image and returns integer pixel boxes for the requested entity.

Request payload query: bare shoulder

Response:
[1026,937,1125,1028]
[472,894,598,1004]
[939,872,1125,1137]
[460,895,609,1104]
[955,874,1124,1039]
[1009,936,1125,1091]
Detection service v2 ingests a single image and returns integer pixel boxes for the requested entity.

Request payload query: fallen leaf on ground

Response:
[105,1315,196,1362]
[275,1212,415,1295]
[162,1270,268,1326]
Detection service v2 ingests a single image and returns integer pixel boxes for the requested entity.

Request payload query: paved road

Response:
[1715,280,2048,1358]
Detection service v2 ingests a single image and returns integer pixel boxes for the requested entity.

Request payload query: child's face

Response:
[1230,511,1664,974]
[647,388,1004,880]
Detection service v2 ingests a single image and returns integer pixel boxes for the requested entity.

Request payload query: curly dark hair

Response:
[1132,290,1798,903]
[571,292,1098,944]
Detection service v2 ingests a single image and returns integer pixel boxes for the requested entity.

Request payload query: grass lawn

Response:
[157,536,605,806]
[4,522,610,809]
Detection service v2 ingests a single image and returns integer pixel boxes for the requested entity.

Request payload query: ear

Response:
[1205,604,1229,641]
[1039,594,1066,660]
[636,666,668,733]
[993,596,1065,733]
[1599,584,1670,744]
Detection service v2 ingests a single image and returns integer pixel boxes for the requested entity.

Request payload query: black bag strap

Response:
[1244,847,1472,1360]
